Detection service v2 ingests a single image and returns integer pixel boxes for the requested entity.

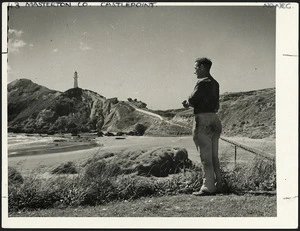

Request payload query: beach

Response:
[7,133,275,175]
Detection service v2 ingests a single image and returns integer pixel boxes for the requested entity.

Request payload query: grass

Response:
[221,156,276,193]
[9,194,276,217]
[8,166,24,184]
[51,161,78,174]
[8,154,276,214]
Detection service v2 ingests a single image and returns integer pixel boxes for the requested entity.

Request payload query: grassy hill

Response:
[7,79,275,138]
[8,79,60,126]
[156,88,275,139]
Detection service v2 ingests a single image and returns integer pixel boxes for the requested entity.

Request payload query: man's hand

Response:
[182,100,189,108]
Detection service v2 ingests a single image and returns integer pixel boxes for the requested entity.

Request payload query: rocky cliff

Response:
[8,80,109,133]
[7,79,275,138]
[8,79,159,134]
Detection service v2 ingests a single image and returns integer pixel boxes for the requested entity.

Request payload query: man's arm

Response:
[182,80,201,108]
[188,80,203,108]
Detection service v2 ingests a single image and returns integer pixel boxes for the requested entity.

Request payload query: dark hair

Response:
[195,57,212,70]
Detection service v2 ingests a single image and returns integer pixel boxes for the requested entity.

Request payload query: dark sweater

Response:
[188,77,220,114]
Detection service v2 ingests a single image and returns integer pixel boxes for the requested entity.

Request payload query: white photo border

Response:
[1,1,298,228]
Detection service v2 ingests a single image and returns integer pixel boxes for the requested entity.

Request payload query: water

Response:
[8,133,62,148]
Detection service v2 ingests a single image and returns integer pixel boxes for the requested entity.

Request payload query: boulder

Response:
[136,147,191,177]
[116,132,125,136]
[97,131,104,137]
[85,147,193,177]
[105,132,114,136]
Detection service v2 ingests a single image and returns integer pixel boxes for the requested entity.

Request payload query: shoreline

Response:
[8,142,100,158]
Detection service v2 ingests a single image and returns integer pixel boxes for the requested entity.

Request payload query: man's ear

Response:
[200,64,205,70]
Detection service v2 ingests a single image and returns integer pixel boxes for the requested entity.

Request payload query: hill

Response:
[7,79,275,138]
[7,79,161,135]
[8,79,60,125]
[153,88,275,138]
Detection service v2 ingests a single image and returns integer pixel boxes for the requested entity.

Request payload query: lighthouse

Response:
[74,71,79,88]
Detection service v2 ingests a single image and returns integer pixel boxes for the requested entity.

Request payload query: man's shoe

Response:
[192,191,216,196]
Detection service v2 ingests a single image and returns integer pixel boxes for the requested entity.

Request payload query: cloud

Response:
[53,48,58,53]
[29,44,34,48]
[8,28,26,53]
[79,42,91,51]
[8,39,26,53]
[8,29,23,37]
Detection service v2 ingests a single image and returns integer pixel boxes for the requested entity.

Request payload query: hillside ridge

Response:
[7,78,275,138]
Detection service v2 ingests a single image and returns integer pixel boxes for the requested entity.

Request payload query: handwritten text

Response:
[264,2,292,9]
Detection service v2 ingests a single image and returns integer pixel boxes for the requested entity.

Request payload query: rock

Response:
[116,132,125,136]
[83,147,192,177]
[115,137,126,140]
[53,139,67,142]
[127,131,139,136]
[136,147,190,177]
[105,132,114,136]
[97,131,104,137]
[107,97,118,105]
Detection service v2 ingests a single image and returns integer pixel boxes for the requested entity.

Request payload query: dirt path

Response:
[133,105,190,129]
[134,107,164,120]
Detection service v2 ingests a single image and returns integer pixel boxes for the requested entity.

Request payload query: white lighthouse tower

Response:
[74,71,79,88]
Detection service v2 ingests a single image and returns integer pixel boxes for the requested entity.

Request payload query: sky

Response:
[7,5,275,110]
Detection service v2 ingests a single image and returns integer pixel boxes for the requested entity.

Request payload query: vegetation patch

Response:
[221,156,276,193]
[8,167,24,184]
[8,150,276,212]
[83,147,193,177]
[51,161,78,174]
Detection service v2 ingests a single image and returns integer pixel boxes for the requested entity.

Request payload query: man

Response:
[182,57,222,196]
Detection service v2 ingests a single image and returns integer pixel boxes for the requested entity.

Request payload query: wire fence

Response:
[220,137,275,167]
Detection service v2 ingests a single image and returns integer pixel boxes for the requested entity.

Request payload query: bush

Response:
[221,157,276,193]
[8,156,276,212]
[8,167,23,184]
[83,161,122,180]
[134,123,147,136]
[115,176,159,200]
[51,162,78,174]
[78,161,123,205]
[9,177,60,211]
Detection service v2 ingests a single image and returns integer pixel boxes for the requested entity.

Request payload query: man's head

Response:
[194,57,212,78]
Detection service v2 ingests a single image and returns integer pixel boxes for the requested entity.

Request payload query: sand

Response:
[7,134,275,175]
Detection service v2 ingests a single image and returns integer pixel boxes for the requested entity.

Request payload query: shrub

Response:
[220,157,276,193]
[8,155,276,212]
[8,167,23,184]
[78,161,123,205]
[115,175,159,200]
[51,161,78,174]
[83,161,122,180]
[134,123,147,136]
[8,176,61,211]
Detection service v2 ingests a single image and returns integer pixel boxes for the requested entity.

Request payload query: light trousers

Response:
[193,113,222,193]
